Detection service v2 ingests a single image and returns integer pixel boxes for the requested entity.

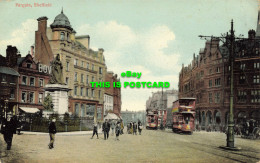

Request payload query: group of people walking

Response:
[91,119,124,141]
[127,120,143,135]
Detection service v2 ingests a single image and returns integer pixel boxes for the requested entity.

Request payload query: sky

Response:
[0,0,258,111]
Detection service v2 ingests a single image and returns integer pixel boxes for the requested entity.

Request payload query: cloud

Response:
[77,21,180,111]
[0,19,37,56]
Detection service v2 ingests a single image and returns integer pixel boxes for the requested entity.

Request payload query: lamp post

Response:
[199,20,242,150]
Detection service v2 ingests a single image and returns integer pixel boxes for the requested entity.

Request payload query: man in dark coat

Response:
[91,122,99,139]
[48,118,57,149]
[102,119,110,140]
[1,113,16,150]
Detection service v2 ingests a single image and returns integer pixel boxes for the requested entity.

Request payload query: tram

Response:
[146,110,159,130]
[172,98,196,134]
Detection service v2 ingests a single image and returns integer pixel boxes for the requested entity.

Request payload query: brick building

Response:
[104,71,121,116]
[179,28,260,129]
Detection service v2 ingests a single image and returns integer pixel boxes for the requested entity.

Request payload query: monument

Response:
[44,54,70,114]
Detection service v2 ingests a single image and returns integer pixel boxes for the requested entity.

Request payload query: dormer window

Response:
[27,63,32,68]
[61,32,65,41]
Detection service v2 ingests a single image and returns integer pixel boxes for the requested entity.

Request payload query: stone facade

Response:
[34,10,106,120]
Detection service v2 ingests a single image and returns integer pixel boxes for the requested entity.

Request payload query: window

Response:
[22,76,27,85]
[66,77,69,85]
[92,89,95,97]
[39,93,43,103]
[26,63,32,68]
[74,59,78,66]
[215,92,220,103]
[241,50,245,56]
[200,71,204,77]
[81,61,84,67]
[253,75,260,84]
[215,78,221,87]
[80,87,83,96]
[86,88,89,96]
[29,92,34,103]
[61,32,65,40]
[92,64,94,71]
[1,75,6,82]
[238,91,247,103]
[254,62,260,69]
[39,79,44,87]
[251,90,260,103]
[239,75,246,84]
[67,33,70,41]
[86,75,89,84]
[209,93,212,103]
[74,86,78,96]
[209,69,212,75]
[240,63,245,70]
[92,76,94,82]
[209,80,212,88]
[256,48,259,55]
[66,62,69,71]
[30,77,35,86]
[74,72,77,82]
[86,63,89,69]
[21,92,27,103]
[99,90,101,99]
[216,67,220,73]
[81,74,84,83]
[10,89,15,99]
[99,67,103,74]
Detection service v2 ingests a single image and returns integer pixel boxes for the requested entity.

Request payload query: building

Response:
[0,66,19,117]
[34,10,106,120]
[104,93,113,115]
[104,71,121,116]
[179,22,260,129]
[0,45,51,115]
[17,54,50,112]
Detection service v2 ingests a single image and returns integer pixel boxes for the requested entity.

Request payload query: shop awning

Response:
[19,107,39,114]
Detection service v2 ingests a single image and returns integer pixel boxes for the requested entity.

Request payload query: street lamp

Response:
[199,20,242,150]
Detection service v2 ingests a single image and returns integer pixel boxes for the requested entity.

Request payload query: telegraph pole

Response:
[199,20,241,150]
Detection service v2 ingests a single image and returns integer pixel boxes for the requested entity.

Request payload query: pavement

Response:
[0,129,260,163]
[20,129,103,136]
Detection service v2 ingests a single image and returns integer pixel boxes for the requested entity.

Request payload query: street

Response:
[0,129,260,163]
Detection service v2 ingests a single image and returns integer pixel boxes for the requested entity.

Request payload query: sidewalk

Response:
[20,129,103,136]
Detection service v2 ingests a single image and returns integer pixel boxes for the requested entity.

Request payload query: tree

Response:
[43,93,54,111]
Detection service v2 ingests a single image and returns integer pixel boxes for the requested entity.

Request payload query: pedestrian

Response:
[138,120,143,135]
[110,120,115,136]
[91,122,99,139]
[17,119,22,135]
[120,120,124,135]
[130,121,133,134]
[48,118,57,149]
[1,112,16,150]
[102,119,110,140]
[133,122,137,135]
[115,121,120,141]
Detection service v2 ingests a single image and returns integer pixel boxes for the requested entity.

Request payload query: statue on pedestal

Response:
[49,54,65,85]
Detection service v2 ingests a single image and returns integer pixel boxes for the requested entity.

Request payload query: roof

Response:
[0,66,19,76]
[17,57,25,66]
[50,9,73,31]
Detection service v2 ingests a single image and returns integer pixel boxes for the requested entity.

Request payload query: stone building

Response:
[179,27,260,129]
[34,10,106,120]
[104,71,121,116]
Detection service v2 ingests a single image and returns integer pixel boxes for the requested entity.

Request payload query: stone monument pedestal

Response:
[44,84,70,114]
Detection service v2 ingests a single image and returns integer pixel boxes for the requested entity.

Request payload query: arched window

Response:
[60,32,65,40]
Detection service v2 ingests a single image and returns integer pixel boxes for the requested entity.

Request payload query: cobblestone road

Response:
[0,129,260,163]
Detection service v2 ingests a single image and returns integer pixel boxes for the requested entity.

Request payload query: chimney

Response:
[37,16,48,33]
[31,45,34,57]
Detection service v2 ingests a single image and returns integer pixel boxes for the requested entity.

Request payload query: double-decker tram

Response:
[146,110,159,130]
[172,98,196,134]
